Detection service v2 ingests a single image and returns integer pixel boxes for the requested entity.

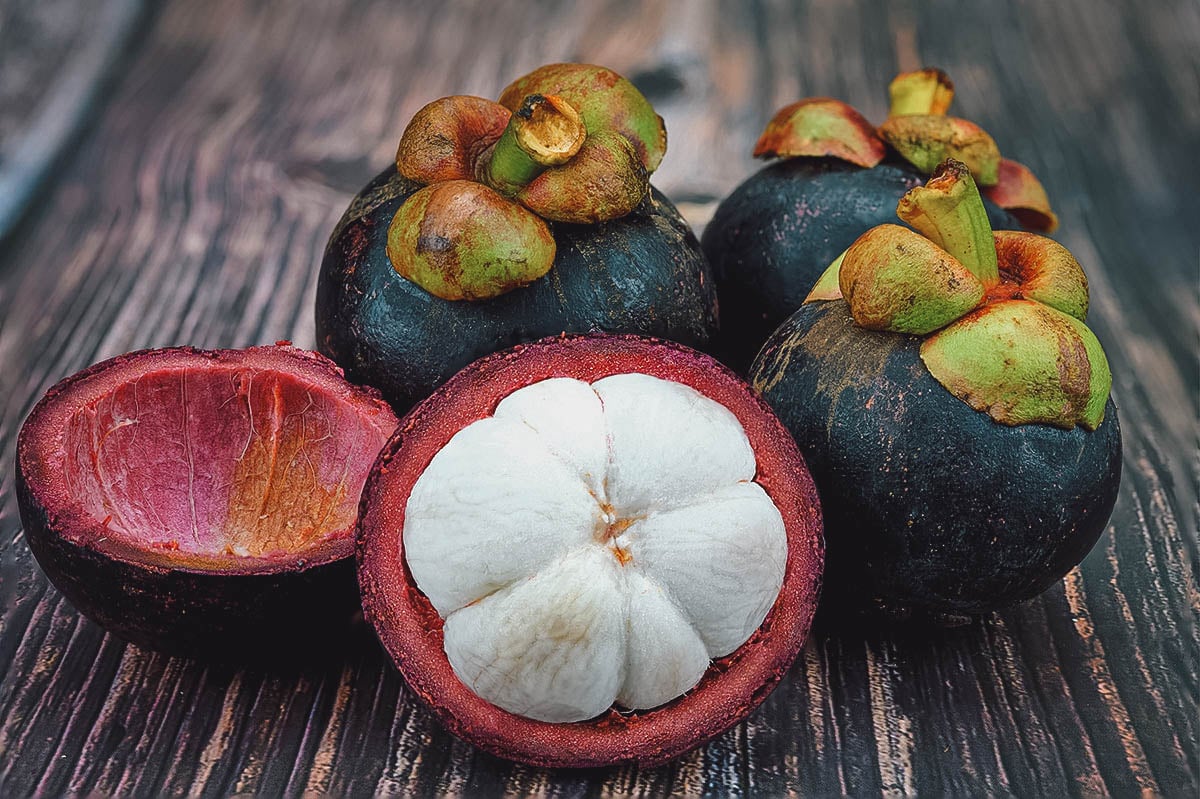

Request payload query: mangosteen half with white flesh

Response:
[751,160,1120,620]
[357,334,823,767]
[317,63,718,413]
[703,68,1060,371]
[16,345,398,658]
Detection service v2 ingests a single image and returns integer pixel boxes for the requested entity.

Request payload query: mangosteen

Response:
[15,345,398,658]
[317,64,717,413]
[357,334,823,767]
[703,68,1061,370]
[751,160,1120,619]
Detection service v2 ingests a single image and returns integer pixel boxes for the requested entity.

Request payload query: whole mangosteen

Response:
[317,64,717,412]
[751,160,1120,620]
[703,68,1060,370]
[16,345,398,658]
[357,334,824,767]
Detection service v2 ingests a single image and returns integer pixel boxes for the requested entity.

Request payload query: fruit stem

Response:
[896,160,999,286]
[888,68,955,116]
[482,94,586,196]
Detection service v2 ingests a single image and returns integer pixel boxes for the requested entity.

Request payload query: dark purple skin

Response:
[750,301,1122,618]
[702,156,1018,373]
[317,167,718,413]
[15,480,361,660]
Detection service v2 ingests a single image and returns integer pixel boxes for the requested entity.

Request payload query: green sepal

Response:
[993,231,1088,320]
[515,131,647,224]
[387,180,556,301]
[839,224,984,334]
[753,99,886,167]
[878,115,1001,186]
[920,299,1112,430]
[805,250,846,302]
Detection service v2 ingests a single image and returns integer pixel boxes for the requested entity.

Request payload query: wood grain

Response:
[0,0,148,243]
[0,0,1196,796]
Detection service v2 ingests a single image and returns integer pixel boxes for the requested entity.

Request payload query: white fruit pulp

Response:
[402,374,787,723]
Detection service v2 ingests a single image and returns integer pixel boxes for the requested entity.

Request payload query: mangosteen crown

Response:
[386,63,665,302]
[402,373,786,723]
[753,68,1058,233]
[806,159,1111,431]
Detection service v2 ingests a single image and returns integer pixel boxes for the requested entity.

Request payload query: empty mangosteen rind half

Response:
[358,334,823,768]
[16,345,398,657]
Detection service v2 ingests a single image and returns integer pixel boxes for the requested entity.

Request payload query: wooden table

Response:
[1,1,1196,795]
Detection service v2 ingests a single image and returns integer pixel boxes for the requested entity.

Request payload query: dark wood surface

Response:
[1,0,1196,795]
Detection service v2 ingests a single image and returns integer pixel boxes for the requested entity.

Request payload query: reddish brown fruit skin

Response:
[357,334,824,768]
[16,346,397,660]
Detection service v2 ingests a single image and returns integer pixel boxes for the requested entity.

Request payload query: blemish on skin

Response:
[416,233,453,254]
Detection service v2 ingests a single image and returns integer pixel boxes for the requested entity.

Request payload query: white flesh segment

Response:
[622,482,787,657]
[442,548,627,723]
[404,374,788,718]
[592,373,756,514]
[617,570,710,710]
[493,378,608,498]
[404,417,602,615]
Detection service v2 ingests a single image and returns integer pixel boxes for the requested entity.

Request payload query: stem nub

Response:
[888,69,955,116]
[482,94,586,196]
[896,160,999,286]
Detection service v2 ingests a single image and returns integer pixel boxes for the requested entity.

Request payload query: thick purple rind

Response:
[15,345,396,660]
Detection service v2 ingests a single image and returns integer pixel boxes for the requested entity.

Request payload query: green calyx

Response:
[805,158,1112,430]
[881,68,1000,185]
[808,250,847,301]
[498,63,666,173]
[755,68,1060,229]
[387,63,661,300]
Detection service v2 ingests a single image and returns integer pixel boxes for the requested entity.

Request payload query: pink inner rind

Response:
[24,346,397,572]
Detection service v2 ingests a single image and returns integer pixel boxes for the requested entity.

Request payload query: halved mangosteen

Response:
[703,68,1057,371]
[317,63,717,414]
[751,160,1121,620]
[357,334,823,767]
[16,345,398,658]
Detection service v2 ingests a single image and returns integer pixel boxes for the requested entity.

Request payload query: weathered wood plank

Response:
[0,0,148,243]
[0,0,1195,796]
